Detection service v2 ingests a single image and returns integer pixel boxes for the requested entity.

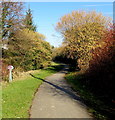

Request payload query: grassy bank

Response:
[2,62,64,118]
[65,71,114,120]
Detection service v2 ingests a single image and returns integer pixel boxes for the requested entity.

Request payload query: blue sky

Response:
[25,2,113,47]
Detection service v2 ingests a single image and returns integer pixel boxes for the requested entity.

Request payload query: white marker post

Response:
[8,65,14,82]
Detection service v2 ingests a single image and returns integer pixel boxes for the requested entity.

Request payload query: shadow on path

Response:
[29,73,82,102]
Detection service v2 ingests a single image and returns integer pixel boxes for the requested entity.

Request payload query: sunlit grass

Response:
[2,63,64,118]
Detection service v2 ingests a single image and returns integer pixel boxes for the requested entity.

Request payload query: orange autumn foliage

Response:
[86,25,115,97]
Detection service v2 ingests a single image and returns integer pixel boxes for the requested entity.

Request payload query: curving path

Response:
[30,65,93,119]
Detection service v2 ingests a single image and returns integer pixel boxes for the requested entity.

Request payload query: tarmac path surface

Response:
[30,65,93,118]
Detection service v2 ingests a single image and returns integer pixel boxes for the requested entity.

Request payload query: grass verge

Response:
[65,71,114,120]
[2,62,64,118]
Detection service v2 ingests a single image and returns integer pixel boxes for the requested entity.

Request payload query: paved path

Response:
[30,65,93,118]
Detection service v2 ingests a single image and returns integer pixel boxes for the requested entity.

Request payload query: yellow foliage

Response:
[56,10,112,70]
[6,28,52,70]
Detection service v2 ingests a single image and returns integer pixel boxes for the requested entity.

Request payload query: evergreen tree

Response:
[24,8,36,32]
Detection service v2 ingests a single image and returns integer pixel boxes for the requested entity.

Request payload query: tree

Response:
[1,2,24,40]
[83,24,115,102]
[1,1,24,61]
[23,8,36,31]
[1,1,52,81]
[3,28,52,71]
[56,10,111,70]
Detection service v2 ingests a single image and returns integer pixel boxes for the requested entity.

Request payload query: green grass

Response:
[65,72,112,120]
[2,63,64,118]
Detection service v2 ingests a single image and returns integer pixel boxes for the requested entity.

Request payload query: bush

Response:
[2,29,52,81]
[86,25,115,99]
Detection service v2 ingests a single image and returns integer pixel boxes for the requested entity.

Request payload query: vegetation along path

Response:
[30,65,93,118]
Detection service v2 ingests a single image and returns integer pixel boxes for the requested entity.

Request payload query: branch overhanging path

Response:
[30,65,93,118]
